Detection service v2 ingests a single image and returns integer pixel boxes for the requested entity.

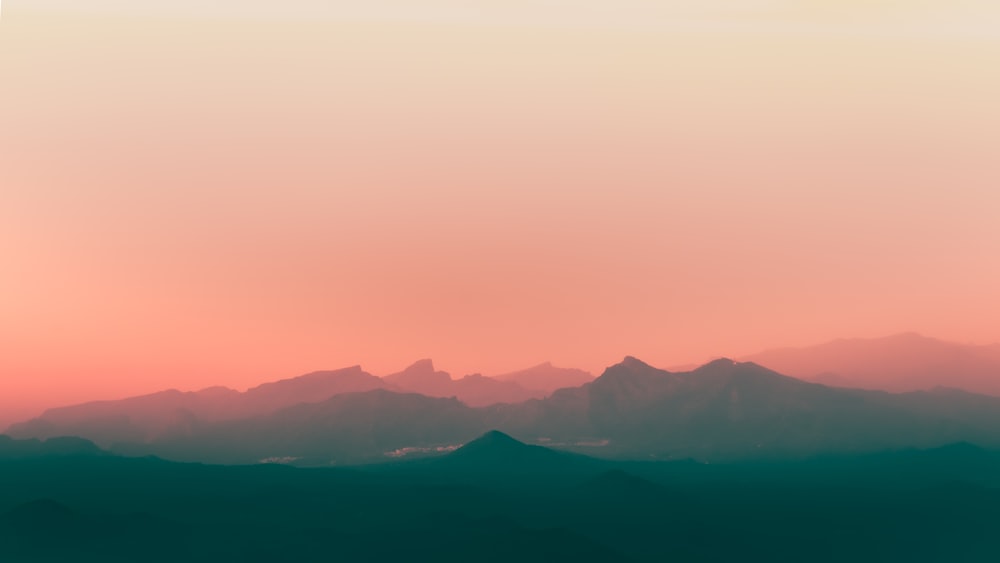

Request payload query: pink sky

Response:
[1,1,999,426]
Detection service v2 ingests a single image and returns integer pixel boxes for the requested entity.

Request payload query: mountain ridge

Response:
[9,341,1000,465]
[742,333,1000,396]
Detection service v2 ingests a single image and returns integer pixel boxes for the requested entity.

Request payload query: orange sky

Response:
[1,1,999,426]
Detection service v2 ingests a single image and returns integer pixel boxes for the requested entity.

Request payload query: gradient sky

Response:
[1,1,999,425]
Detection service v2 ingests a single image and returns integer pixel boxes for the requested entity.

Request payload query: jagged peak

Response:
[386,359,452,383]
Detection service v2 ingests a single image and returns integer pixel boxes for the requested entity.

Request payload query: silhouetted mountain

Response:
[13,354,1000,465]
[440,430,579,471]
[743,333,1000,396]
[448,374,541,406]
[384,359,452,394]
[6,361,578,450]
[371,430,610,490]
[125,357,1000,463]
[497,356,1000,460]
[241,365,392,413]
[6,388,243,446]
[7,365,391,447]
[493,362,594,394]
[384,359,539,406]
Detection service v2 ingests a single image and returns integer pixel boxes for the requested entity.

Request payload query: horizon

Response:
[4,330,1000,430]
[3,3,999,428]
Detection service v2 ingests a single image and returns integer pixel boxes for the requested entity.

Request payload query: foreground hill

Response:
[3,432,1000,562]
[743,333,1000,395]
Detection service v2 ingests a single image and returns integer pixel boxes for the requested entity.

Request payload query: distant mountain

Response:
[384,359,540,407]
[113,357,1000,464]
[495,356,1000,460]
[492,362,593,394]
[742,333,1000,396]
[6,388,240,446]
[383,359,453,395]
[5,361,588,449]
[241,365,392,413]
[12,354,1000,465]
[6,365,391,447]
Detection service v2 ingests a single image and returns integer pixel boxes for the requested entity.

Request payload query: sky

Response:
[1,1,999,425]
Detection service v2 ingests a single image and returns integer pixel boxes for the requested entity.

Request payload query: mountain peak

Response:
[701,357,737,369]
[384,359,452,391]
[600,356,668,380]
[404,359,436,374]
[443,430,570,470]
[621,356,653,369]
[460,430,525,451]
[446,430,538,460]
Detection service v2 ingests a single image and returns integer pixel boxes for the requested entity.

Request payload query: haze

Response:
[1,1,998,425]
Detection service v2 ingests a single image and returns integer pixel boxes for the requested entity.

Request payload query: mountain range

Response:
[10,347,1000,465]
[7,360,592,449]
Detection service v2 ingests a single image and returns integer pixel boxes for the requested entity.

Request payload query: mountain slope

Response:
[742,333,1000,395]
[496,356,1000,460]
